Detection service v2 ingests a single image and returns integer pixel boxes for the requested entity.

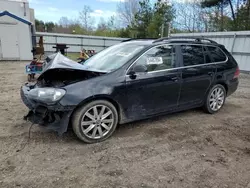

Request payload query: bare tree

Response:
[79,5,95,31]
[97,17,108,31]
[107,16,118,30]
[173,0,212,32]
[58,17,71,27]
[117,0,140,26]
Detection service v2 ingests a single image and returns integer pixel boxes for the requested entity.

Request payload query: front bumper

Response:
[21,84,75,135]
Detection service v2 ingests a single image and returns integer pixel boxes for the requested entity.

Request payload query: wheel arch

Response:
[203,81,227,114]
[69,95,123,125]
[214,81,228,94]
[203,81,228,104]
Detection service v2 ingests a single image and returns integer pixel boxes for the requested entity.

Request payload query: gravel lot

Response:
[0,61,250,188]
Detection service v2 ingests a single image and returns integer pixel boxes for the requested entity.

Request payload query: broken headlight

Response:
[28,88,66,104]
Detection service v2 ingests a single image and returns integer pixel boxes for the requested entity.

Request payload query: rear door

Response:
[178,44,216,107]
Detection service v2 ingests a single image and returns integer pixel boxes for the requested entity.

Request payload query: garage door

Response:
[0,24,19,60]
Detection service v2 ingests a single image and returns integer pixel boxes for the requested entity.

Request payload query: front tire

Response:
[204,84,226,114]
[72,100,118,143]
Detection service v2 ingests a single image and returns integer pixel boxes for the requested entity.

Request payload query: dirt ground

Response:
[0,61,250,188]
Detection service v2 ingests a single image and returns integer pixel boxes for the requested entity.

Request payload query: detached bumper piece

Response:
[23,108,72,135]
[21,85,73,135]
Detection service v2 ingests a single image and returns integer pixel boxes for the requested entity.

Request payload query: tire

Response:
[72,100,118,143]
[203,84,226,114]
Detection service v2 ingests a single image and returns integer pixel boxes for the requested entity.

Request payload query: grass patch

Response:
[66,53,80,61]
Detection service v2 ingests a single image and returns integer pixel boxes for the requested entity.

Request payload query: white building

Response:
[0,0,34,60]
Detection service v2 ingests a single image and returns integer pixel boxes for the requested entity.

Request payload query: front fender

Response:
[59,79,113,107]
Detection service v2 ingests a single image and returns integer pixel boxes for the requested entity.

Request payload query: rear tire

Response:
[203,84,226,114]
[72,100,118,143]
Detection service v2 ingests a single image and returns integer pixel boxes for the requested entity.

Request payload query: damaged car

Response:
[21,37,239,143]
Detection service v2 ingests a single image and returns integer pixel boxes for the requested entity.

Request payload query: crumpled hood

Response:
[39,53,106,78]
[37,53,106,87]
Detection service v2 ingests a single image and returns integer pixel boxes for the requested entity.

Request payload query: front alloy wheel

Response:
[81,105,114,139]
[72,100,118,143]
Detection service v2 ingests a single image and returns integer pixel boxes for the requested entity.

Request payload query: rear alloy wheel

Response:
[72,100,118,143]
[204,84,226,114]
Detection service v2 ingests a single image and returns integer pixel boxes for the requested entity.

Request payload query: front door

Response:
[125,44,182,119]
[179,45,216,106]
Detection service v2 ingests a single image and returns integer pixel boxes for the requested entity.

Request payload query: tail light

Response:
[233,67,240,79]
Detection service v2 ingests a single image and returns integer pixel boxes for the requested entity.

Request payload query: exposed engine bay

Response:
[37,69,105,87]
[35,53,106,87]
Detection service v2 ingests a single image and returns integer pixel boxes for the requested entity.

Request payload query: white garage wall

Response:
[0,0,30,22]
[0,23,20,60]
[0,15,33,60]
[18,23,33,60]
[0,0,33,60]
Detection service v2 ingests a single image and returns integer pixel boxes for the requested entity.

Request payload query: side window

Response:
[203,47,212,64]
[181,45,204,66]
[132,45,176,72]
[207,46,227,62]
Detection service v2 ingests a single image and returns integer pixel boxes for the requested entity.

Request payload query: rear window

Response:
[206,46,227,62]
[181,45,204,66]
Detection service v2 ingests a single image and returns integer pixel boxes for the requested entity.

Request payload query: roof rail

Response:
[153,36,217,44]
[122,38,157,42]
[122,39,134,42]
[153,37,170,43]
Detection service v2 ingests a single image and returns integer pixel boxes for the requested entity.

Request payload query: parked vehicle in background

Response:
[21,37,239,143]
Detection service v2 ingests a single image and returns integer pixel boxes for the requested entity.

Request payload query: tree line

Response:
[35,0,250,38]
[174,0,250,32]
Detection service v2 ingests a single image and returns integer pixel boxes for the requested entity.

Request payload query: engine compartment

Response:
[37,69,105,87]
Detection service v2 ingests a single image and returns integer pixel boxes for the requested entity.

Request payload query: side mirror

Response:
[133,64,148,73]
[128,70,136,79]
[127,65,147,80]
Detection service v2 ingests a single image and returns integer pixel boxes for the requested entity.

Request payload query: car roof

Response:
[121,39,155,45]
[122,37,221,47]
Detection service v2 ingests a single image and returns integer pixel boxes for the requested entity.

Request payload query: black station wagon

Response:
[21,37,239,143]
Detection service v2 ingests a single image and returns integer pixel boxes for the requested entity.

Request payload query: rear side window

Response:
[181,45,204,66]
[204,47,212,64]
[206,46,227,62]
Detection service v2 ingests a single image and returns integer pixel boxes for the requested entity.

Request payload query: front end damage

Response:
[21,84,74,135]
[20,53,106,135]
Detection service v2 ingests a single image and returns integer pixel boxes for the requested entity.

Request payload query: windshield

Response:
[83,42,145,72]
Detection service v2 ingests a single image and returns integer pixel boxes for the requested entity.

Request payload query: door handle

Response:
[208,72,214,76]
[171,77,179,82]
